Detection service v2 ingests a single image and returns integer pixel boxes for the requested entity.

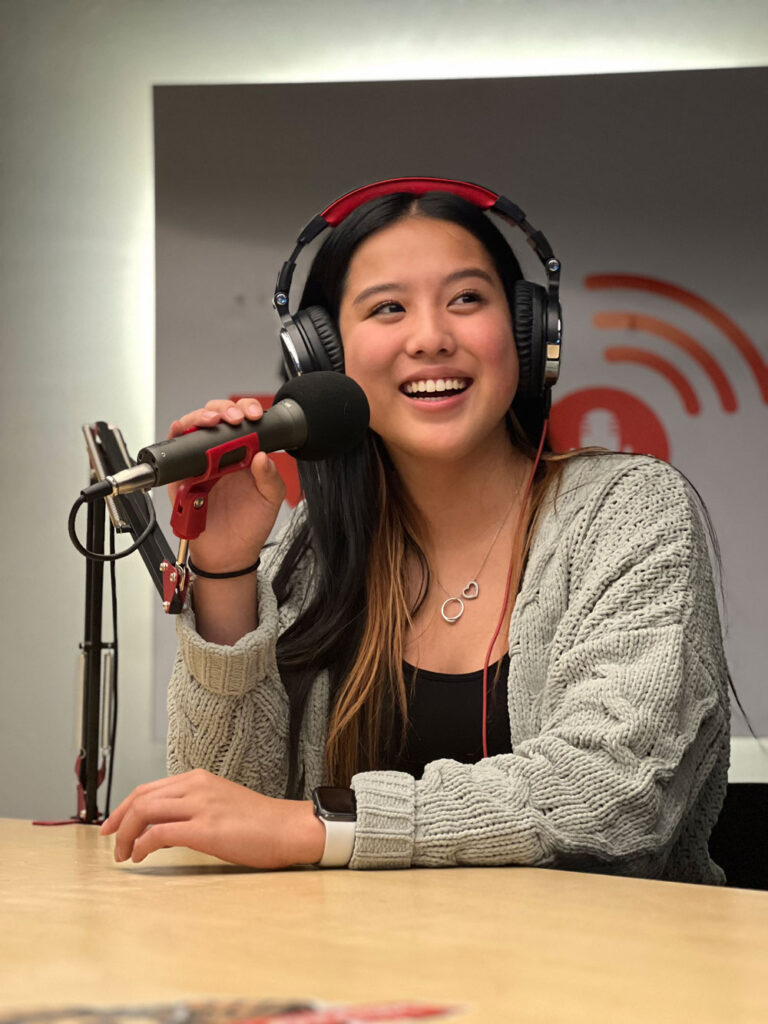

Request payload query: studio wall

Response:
[2,0,766,819]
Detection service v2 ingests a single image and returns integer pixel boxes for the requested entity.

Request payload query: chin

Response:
[390,435,492,465]
[377,413,514,465]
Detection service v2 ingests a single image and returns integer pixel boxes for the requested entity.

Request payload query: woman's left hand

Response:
[99,769,326,868]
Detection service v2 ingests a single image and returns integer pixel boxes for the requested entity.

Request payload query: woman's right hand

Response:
[167,398,287,574]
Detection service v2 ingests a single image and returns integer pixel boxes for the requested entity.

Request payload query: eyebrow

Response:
[351,267,496,306]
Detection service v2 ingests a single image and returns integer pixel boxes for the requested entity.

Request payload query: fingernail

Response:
[202,410,217,421]
[226,407,242,421]
[247,403,261,417]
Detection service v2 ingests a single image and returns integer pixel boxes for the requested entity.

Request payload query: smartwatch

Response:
[311,786,357,867]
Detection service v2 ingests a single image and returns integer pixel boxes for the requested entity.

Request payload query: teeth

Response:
[403,378,468,395]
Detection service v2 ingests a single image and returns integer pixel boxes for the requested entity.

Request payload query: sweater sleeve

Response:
[165,508,329,799]
[166,570,291,797]
[348,458,730,877]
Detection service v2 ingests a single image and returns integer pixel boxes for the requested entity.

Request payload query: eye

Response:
[369,300,405,317]
[450,289,483,307]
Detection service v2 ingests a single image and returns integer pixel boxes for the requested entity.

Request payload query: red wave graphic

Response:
[585,274,768,403]
[603,346,700,414]
[594,312,738,412]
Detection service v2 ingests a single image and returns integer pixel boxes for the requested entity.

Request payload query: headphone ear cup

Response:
[512,280,547,400]
[294,306,345,374]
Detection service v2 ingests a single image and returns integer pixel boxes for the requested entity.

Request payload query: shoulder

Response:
[552,451,688,507]
[542,452,696,535]
[525,453,725,651]
[529,452,711,582]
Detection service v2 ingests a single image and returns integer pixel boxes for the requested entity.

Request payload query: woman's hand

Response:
[100,769,326,869]
[168,399,286,574]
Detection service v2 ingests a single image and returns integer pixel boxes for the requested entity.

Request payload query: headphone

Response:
[273,177,563,438]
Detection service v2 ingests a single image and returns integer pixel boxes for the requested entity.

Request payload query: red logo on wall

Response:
[550,387,670,459]
[548,274,767,459]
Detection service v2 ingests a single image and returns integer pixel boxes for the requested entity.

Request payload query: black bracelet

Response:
[188,557,260,580]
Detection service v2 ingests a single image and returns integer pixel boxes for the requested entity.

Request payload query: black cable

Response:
[68,493,157,561]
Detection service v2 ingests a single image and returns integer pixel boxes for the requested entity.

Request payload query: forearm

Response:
[191,572,260,645]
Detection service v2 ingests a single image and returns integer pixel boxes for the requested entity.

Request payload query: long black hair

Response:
[273,191,534,796]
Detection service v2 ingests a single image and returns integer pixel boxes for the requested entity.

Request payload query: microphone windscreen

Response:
[273,371,370,460]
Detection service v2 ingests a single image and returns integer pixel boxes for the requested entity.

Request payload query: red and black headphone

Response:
[273,176,563,415]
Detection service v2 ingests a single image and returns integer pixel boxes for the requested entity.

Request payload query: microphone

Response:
[81,372,369,502]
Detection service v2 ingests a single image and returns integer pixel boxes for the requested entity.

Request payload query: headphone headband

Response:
[320,177,500,225]
[276,176,559,304]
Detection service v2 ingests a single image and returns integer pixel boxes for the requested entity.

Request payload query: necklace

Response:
[434,500,517,624]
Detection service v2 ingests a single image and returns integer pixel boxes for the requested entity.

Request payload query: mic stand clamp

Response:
[158,428,266,608]
[160,538,191,614]
[156,425,267,609]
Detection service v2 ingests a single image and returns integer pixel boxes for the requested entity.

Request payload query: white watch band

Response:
[318,817,356,867]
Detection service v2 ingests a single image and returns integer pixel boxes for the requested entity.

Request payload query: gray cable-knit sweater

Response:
[168,453,730,883]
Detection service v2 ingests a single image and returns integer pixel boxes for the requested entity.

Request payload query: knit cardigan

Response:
[168,453,730,883]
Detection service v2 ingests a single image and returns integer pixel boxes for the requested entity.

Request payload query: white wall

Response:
[2,0,767,820]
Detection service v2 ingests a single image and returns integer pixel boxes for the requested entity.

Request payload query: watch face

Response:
[313,786,357,820]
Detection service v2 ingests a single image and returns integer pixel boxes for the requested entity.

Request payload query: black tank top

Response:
[388,654,512,778]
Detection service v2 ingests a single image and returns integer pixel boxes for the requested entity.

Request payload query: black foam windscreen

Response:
[274,371,370,460]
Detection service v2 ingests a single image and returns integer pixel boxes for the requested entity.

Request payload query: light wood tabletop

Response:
[1,816,767,1022]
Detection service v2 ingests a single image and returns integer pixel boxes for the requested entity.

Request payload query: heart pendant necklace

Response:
[436,501,516,624]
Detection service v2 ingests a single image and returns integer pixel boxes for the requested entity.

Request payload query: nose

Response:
[404,306,456,358]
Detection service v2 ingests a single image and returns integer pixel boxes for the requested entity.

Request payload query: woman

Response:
[102,184,730,882]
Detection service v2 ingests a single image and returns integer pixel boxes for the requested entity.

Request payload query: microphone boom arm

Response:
[84,422,190,613]
[84,423,275,613]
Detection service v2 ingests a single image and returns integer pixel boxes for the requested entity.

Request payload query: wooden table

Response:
[2,816,767,1022]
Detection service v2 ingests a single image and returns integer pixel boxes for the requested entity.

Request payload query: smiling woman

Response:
[339,216,521,467]
[102,180,731,884]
